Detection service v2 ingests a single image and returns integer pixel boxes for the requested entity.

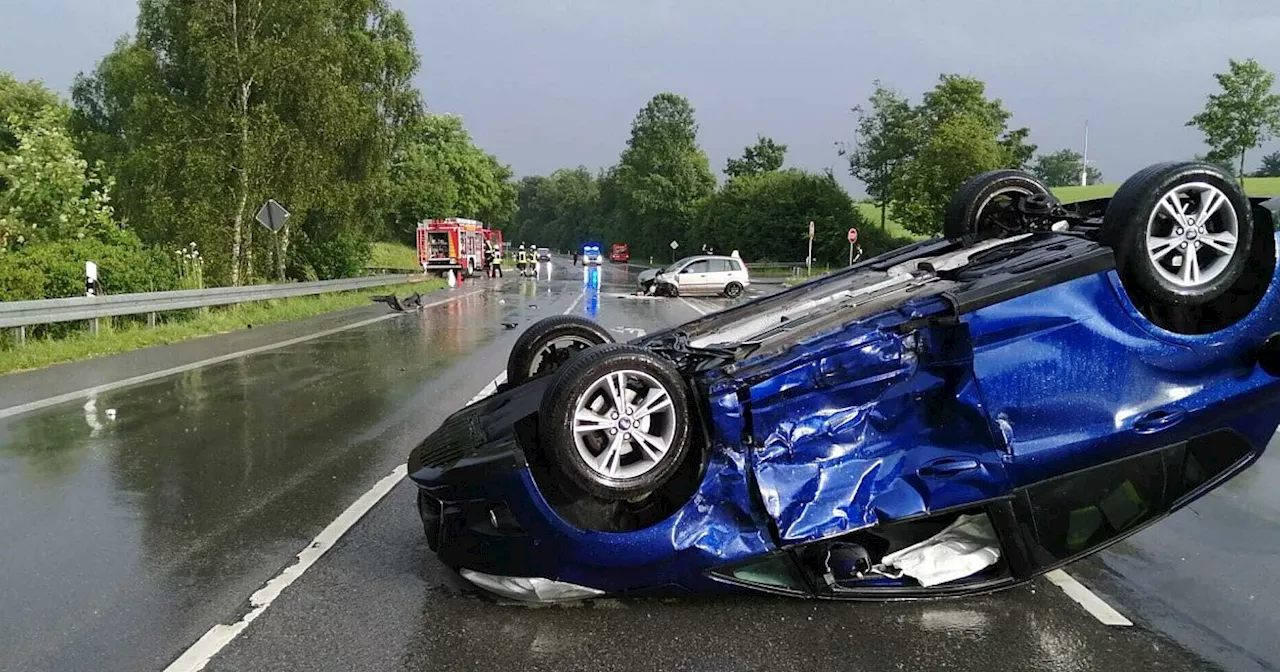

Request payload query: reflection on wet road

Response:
[0,275,577,672]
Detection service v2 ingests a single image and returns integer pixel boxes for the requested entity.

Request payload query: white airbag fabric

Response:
[880,513,1001,587]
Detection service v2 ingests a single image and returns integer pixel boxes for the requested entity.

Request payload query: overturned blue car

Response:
[408,162,1280,602]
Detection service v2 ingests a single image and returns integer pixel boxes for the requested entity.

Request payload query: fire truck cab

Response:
[416,218,502,276]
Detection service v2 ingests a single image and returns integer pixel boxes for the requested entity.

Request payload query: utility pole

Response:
[1080,120,1091,187]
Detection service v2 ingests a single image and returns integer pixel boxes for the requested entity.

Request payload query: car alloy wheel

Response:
[1144,182,1239,290]
[539,343,691,500]
[506,315,614,385]
[571,369,677,481]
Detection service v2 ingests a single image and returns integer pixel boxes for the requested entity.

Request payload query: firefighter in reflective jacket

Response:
[483,240,496,277]
[516,244,529,276]
[489,241,503,277]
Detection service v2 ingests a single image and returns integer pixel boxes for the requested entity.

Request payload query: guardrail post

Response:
[147,312,156,328]
[89,318,99,336]
[11,326,23,346]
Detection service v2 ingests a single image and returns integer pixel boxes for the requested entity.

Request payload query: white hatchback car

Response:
[639,255,750,298]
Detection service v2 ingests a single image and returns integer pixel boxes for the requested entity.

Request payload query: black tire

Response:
[944,170,1054,239]
[507,315,614,385]
[539,343,691,500]
[724,282,744,298]
[1102,162,1252,306]
[659,283,679,298]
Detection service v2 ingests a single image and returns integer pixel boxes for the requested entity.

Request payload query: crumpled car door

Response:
[744,320,1011,545]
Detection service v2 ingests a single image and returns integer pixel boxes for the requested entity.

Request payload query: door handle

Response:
[917,457,981,478]
[1133,407,1186,434]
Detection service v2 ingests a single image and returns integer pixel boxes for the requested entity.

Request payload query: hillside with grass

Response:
[856,177,1280,242]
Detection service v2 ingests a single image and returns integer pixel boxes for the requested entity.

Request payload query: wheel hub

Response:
[571,370,677,480]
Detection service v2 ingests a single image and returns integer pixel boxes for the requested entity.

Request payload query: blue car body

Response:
[409,200,1280,600]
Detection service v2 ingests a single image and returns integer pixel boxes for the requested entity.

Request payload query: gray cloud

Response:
[5,0,1280,192]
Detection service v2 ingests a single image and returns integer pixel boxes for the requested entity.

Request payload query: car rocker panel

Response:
[409,163,1280,602]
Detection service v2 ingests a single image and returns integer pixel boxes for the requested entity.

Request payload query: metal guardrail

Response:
[0,273,420,331]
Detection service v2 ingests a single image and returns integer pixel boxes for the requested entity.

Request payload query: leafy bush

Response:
[695,169,912,266]
[0,229,177,301]
[287,225,372,281]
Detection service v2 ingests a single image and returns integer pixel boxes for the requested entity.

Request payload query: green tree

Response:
[890,75,1036,236]
[841,81,917,229]
[508,167,600,251]
[0,74,116,252]
[724,135,786,179]
[696,169,906,265]
[896,114,1009,236]
[613,93,716,257]
[1188,58,1280,182]
[1031,149,1103,187]
[388,113,517,243]
[1255,150,1280,177]
[72,0,422,284]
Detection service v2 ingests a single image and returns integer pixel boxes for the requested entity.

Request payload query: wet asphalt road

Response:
[0,257,1274,671]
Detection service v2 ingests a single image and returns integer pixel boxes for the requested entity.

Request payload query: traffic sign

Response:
[669,240,679,250]
[808,221,815,240]
[848,228,859,244]
[255,199,290,232]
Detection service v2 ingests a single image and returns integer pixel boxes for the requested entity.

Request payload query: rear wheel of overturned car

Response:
[1102,162,1253,306]
[944,170,1055,240]
[723,281,744,298]
[507,315,614,385]
[540,344,691,501]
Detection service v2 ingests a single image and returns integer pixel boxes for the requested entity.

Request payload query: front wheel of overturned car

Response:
[540,344,691,501]
[1102,161,1253,307]
[943,170,1055,240]
[507,315,614,385]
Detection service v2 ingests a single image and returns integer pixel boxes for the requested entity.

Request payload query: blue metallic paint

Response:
[411,230,1280,598]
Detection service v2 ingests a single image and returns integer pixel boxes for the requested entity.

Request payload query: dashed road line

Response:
[0,289,486,421]
[1046,569,1133,626]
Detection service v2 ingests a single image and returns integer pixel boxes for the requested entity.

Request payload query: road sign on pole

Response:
[255,199,290,233]
[848,227,859,266]
[670,240,678,262]
[806,222,814,276]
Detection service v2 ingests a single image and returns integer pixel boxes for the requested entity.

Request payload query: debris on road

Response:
[372,293,425,312]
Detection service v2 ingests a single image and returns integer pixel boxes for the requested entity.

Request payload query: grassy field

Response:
[1055,177,1280,202]
[0,277,444,375]
[369,241,421,270]
[855,202,920,241]
[856,177,1280,241]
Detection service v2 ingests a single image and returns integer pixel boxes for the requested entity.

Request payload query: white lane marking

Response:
[563,288,585,315]
[164,287,587,670]
[163,464,408,672]
[467,372,507,404]
[0,289,486,421]
[1046,569,1133,626]
[679,297,709,316]
[164,371,508,672]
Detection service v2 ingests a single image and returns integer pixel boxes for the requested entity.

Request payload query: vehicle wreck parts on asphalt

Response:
[506,315,614,385]
[408,160,1280,603]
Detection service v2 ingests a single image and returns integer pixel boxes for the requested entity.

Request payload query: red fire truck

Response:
[610,243,630,263]
[416,218,503,276]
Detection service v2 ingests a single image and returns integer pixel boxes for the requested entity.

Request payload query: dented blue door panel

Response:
[965,268,1280,489]
[739,298,1010,545]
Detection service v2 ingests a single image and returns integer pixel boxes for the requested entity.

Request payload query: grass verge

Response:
[1054,177,1280,203]
[0,277,445,375]
[368,241,421,271]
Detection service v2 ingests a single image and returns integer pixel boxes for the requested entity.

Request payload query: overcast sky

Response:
[4,0,1280,193]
